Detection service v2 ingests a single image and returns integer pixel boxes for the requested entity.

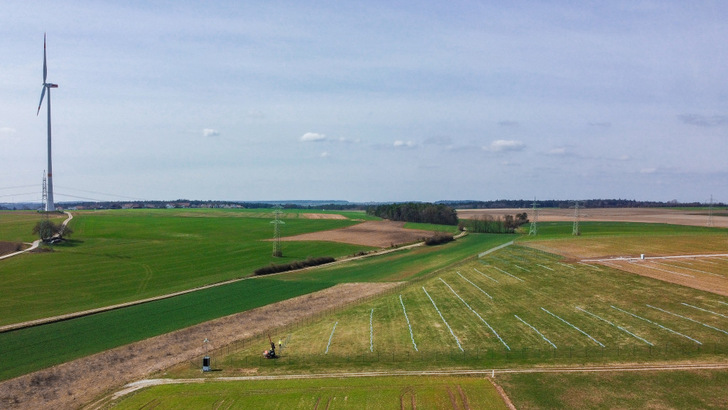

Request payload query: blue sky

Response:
[1,1,726,203]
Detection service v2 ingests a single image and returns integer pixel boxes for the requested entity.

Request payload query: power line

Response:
[54,185,147,201]
[0,184,38,191]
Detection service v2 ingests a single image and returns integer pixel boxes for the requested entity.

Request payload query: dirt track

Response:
[0,282,401,410]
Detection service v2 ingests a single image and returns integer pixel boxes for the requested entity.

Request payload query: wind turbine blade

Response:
[37,86,46,116]
[43,33,47,83]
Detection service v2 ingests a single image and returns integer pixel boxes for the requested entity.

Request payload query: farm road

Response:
[99,362,728,406]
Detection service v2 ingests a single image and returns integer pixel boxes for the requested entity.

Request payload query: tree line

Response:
[366,202,459,225]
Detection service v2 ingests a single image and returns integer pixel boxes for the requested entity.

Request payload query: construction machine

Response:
[262,334,277,359]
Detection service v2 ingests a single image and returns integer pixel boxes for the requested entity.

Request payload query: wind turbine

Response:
[37,33,58,212]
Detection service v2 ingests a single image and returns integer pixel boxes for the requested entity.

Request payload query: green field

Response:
[497,369,728,408]
[0,209,376,325]
[0,220,507,381]
[0,210,67,243]
[107,376,508,409]
[195,241,728,375]
[4,210,728,407]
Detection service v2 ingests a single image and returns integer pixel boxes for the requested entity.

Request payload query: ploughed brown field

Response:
[279,220,437,248]
[457,207,728,228]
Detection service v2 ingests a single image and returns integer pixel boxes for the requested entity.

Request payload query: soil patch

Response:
[299,213,348,220]
[595,259,728,297]
[0,282,401,409]
[457,208,728,228]
[279,220,436,248]
[0,241,23,257]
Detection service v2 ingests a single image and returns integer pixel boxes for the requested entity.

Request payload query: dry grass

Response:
[524,234,728,260]
[457,207,728,228]
[523,234,728,297]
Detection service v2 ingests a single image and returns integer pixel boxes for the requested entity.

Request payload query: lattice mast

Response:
[528,199,539,236]
[41,170,48,213]
[572,201,581,236]
[271,205,285,257]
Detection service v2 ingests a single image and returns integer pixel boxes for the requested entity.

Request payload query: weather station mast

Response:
[37,33,58,212]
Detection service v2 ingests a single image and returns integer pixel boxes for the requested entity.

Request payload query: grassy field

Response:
[191,231,728,375]
[5,211,728,407]
[521,221,728,259]
[0,209,375,325]
[0,277,336,381]
[0,231,508,381]
[107,376,508,409]
[497,369,728,408]
[0,210,67,243]
[112,222,728,409]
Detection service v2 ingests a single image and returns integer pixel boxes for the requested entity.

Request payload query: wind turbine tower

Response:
[37,33,58,212]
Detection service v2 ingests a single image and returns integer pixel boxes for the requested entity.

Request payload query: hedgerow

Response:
[254,257,336,276]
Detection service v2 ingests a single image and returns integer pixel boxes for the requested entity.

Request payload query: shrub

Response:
[254,257,336,276]
[425,233,454,246]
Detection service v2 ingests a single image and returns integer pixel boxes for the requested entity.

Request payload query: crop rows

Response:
[223,244,728,367]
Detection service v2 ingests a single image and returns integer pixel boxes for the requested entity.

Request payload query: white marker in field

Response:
[325,321,338,354]
[399,295,418,351]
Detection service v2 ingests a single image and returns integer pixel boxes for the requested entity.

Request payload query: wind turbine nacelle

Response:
[48,83,58,88]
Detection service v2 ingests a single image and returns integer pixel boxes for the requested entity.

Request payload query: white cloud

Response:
[0,127,17,136]
[484,139,525,152]
[640,167,657,174]
[301,132,327,142]
[320,151,330,158]
[202,128,220,137]
[393,140,416,148]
